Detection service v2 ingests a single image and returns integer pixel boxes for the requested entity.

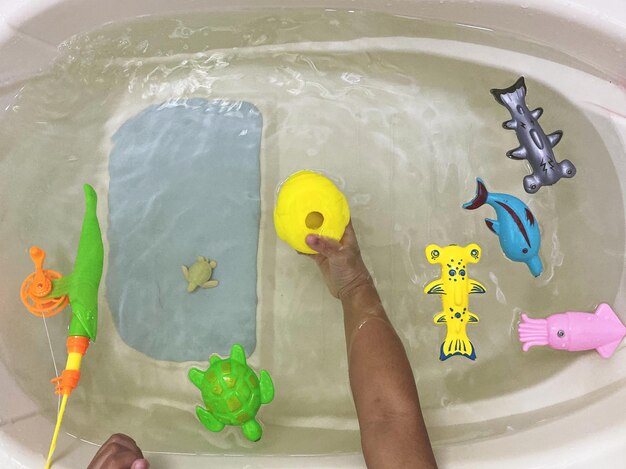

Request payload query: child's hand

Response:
[304,221,372,299]
[87,433,149,469]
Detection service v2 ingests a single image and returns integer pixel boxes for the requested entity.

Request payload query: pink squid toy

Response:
[518,303,626,359]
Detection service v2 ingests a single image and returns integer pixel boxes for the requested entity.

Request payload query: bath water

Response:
[0,9,623,455]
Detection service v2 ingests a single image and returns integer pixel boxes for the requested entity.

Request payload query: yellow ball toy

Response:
[274,170,350,254]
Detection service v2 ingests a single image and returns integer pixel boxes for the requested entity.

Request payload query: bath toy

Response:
[518,304,626,358]
[491,76,576,193]
[424,244,486,361]
[182,256,219,292]
[189,343,274,442]
[463,178,543,277]
[274,170,350,254]
[20,184,103,469]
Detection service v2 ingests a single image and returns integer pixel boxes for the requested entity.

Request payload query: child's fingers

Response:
[341,221,359,247]
[106,434,142,454]
[306,234,342,257]
[131,459,150,469]
[87,434,146,469]
[90,434,141,461]
[89,447,140,469]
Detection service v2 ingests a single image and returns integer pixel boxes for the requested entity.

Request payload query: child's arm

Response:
[305,223,437,469]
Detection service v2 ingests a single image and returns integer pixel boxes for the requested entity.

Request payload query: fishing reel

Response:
[20,246,69,317]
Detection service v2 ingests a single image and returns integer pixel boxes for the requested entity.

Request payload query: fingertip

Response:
[306,233,343,257]
[305,234,320,248]
[131,459,150,469]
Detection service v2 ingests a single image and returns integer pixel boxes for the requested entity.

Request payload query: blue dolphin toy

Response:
[463,178,543,277]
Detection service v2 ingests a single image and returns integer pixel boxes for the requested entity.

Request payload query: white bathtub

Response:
[1,0,626,468]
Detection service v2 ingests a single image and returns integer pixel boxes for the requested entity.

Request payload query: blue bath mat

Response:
[107,99,261,362]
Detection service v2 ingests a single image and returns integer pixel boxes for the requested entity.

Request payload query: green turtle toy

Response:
[182,256,219,293]
[188,344,274,442]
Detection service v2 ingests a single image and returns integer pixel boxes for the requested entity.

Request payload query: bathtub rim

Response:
[1,0,626,468]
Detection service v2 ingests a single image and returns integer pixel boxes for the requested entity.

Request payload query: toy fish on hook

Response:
[491,76,576,194]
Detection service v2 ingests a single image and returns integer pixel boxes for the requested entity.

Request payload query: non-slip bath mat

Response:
[107,99,262,362]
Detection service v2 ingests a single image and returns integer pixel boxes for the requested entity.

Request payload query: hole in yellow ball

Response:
[305,211,324,230]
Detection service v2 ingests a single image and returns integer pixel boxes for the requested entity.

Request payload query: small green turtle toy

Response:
[188,344,274,442]
[182,256,219,293]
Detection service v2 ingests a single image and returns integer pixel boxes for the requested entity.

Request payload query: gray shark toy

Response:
[491,77,576,194]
